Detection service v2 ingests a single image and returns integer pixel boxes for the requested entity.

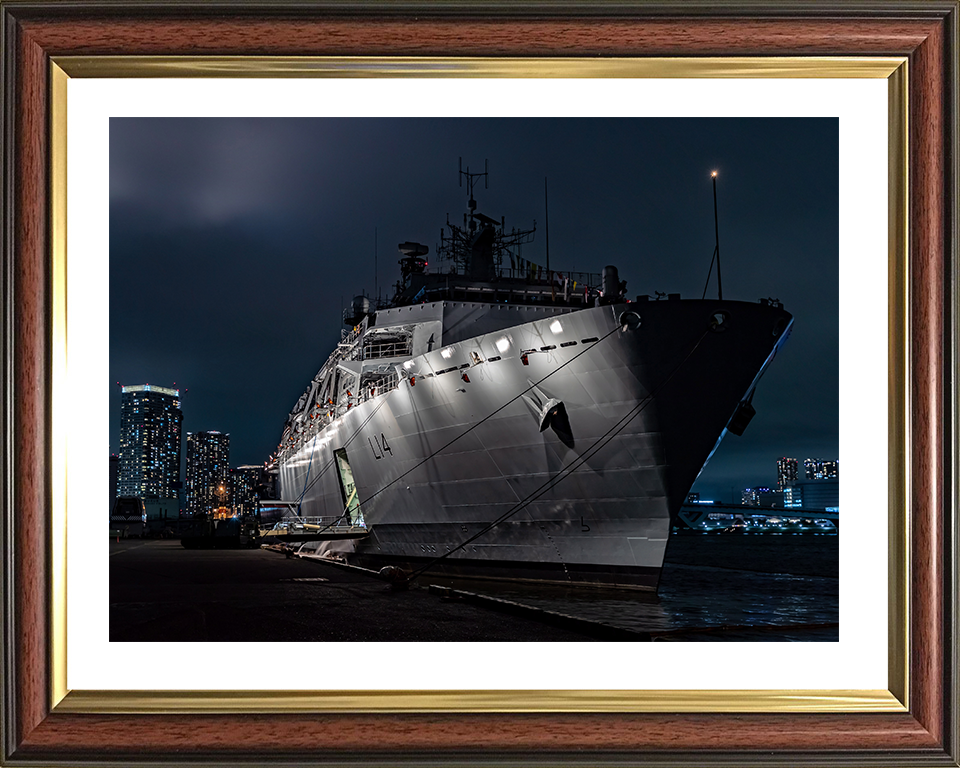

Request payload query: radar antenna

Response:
[438,159,535,278]
[459,157,489,232]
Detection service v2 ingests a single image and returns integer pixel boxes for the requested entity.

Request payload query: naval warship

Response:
[271,164,792,590]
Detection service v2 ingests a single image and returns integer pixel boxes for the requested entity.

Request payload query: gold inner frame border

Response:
[49,55,908,715]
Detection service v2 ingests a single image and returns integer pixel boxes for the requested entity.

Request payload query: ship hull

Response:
[352,520,664,589]
[279,299,791,590]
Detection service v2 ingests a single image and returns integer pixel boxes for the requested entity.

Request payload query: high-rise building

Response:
[109,453,119,508]
[797,480,840,511]
[118,384,182,499]
[777,457,798,489]
[185,431,230,517]
[783,485,803,508]
[742,486,774,506]
[804,458,839,480]
[260,468,278,500]
[230,465,262,518]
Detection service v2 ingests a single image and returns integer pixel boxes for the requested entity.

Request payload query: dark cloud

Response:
[110,117,839,499]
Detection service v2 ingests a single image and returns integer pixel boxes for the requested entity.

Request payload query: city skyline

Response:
[111,383,839,507]
[110,117,840,500]
[117,384,182,500]
[184,430,231,517]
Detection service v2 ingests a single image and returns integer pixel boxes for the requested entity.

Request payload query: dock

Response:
[109,539,607,642]
[111,534,837,642]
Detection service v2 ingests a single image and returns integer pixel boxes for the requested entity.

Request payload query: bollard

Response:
[379,565,410,591]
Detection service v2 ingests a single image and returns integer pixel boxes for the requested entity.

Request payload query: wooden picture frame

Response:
[2,2,957,765]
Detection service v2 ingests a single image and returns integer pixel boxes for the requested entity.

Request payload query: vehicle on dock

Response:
[180,513,260,549]
[110,496,146,538]
[270,161,792,591]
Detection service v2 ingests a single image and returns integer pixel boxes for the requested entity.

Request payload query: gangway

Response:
[255,500,369,543]
[259,518,369,543]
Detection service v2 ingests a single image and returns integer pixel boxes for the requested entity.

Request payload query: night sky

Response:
[109,118,838,502]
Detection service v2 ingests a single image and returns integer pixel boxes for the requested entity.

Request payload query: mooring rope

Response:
[406,327,712,583]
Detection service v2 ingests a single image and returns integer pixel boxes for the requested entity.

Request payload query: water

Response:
[431,532,839,641]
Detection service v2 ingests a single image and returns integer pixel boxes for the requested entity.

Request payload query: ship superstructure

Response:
[272,164,792,590]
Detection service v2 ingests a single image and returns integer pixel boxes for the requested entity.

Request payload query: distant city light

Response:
[804,457,839,480]
[122,383,179,397]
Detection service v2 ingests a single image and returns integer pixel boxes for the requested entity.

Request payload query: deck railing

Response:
[362,340,412,360]
[269,516,365,530]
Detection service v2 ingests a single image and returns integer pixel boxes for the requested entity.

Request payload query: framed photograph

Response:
[2,2,957,766]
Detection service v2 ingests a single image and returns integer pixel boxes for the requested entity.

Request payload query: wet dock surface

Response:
[109,540,603,642]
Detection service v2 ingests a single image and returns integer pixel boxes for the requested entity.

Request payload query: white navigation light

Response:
[549,320,563,334]
[441,347,454,359]
[496,337,510,353]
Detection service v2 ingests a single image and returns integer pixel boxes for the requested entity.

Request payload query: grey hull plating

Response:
[278,299,791,590]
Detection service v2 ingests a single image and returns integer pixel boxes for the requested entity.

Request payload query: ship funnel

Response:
[467,223,497,281]
[601,265,626,304]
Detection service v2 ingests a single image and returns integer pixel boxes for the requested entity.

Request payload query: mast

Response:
[712,170,722,300]
[544,177,550,273]
[702,170,724,301]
